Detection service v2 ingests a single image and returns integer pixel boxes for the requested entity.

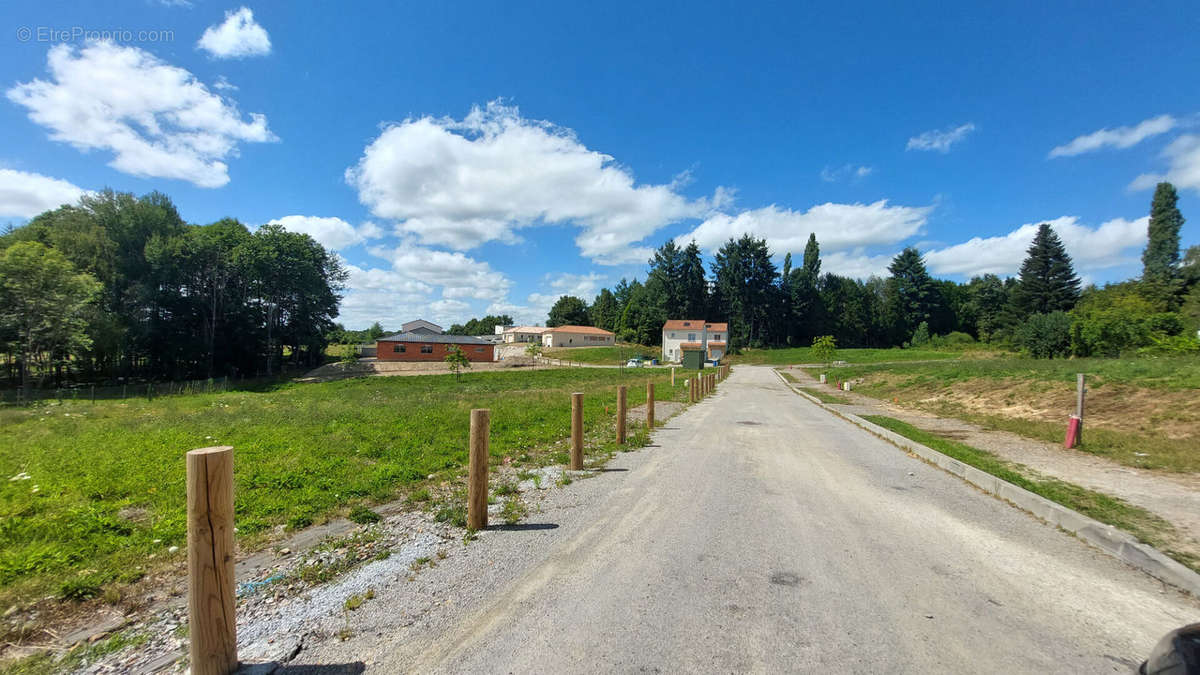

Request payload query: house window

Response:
[393,344,405,353]
[688,333,695,341]
[712,334,720,340]
[475,347,484,352]
[421,344,433,354]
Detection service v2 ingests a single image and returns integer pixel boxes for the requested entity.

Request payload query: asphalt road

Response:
[297,365,1200,673]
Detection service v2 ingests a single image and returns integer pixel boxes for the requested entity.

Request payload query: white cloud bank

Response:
[197,7,272,59]
[1130,134,1200,194]
[345,101,717,265]
[1050,115,1176,158]
[268,215,382,250]
[924,216,1147,279]
[676,200,933,256]
[7,41,275,188]
[0,169,89,219]
[906,123,975,153]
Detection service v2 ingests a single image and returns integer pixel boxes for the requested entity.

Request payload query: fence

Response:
[183,369,729,672]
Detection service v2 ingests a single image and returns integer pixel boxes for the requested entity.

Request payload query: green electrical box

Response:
[681,348,705,370]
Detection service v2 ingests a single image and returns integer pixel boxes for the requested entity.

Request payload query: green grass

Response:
[777,372,851,404]
[862,415,1196,572]
[811,354,1200,391]
[543,343,658,365]
[0,367,685,610]
[729,346,963,366]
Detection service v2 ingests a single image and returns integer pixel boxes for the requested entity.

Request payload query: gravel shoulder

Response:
[779,366,1200,563]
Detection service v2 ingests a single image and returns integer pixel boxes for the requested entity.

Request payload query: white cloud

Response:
[345,100,714,265]
[7,42,275,188]
[676,200,933,256]
[268,215,381,250]
[367,242,511,301]
[546,271,606,298]
[906,123,976,153]
[820,250,893,279]
[1049,115,1176,158]
[924,216,1147,278]
[1130,134,1200,193]
[197,7,271,59]
[212,75,238,91]
[0,168,89,219]
[820,164,873,182]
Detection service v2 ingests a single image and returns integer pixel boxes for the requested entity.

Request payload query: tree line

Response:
[0,190,347,391]
[545,182,1199,357]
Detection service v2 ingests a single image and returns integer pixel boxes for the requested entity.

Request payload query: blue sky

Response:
[2,1,1198,328]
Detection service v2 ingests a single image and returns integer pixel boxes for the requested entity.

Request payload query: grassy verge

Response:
[543,343,658,365]
[862,415,1197,572]
[777,371,851,404]
[729,346,966,366]
[0,367,685,610]
[804,354,1200,473]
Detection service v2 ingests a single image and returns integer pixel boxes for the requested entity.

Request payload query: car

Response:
[625,358,643,368]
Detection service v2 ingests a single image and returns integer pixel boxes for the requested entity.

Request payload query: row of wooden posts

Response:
[183,364,730,674]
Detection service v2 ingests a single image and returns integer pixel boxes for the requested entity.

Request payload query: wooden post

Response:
[570,393,584,470]
[1076,373,1086,444]
[186,446,237,675]
[468,409,490,530]
[671,367,675,386]
[646,382,655,429]
[616,386,627,445]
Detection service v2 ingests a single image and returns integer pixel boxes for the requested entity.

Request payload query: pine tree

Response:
[802,233,821,278]
[885,247,938,341]
[678,241,709,318]
[1143,182,1184,282]
[1011,223,1080,315]
[590,288,619,331]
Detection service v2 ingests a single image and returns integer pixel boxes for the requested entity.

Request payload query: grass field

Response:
[728,346,968,366]
[0,368,684,609]
[863,415,1196,572]
[543,344,658,365]
[808,355,1200,473]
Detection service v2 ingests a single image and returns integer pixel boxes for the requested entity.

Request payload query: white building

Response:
[661,320,728,362]
[502,326,550,343]
[541,325,615,348]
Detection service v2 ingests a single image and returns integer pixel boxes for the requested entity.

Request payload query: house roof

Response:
[706,341,727,347]
[378,332,491,345]
[503,326,550,334]
[401,319,443,331]
[679,342,705,350]
[663,320,728,332]
[545,325,614,336]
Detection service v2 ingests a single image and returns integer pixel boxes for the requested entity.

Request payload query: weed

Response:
[493,482,520,497]
[347,505,381,525]
[501,497,528,525]
[406,488,431,504]
[436,548,448,560]
[343,588,374,611]
[410,556,433,572]
[434,504,467,528]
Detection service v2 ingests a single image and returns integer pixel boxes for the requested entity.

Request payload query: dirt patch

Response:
[299,358,548,383]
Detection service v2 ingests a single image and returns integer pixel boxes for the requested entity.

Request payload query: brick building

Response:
[376,332,495,362]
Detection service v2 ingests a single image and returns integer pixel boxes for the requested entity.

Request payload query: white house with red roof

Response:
[661,320,728,363]
[541,325,615,348]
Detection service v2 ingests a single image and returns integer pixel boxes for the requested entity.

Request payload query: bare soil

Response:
[299,357,547,383]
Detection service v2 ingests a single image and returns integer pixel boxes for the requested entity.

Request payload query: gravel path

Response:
[781,366,1200,563]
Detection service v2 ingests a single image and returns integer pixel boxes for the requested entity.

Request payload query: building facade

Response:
[502,326,550,343]
[400,319,443,336]
[376,333,495,362]
[661,320,728,363]
[541,325,615,348]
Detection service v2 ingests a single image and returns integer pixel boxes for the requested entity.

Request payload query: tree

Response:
[963,274,1009,341]
[678,241,709,318]
[590,289,619,332]
[647,241,685,314]
[1143,182,1184,282]
[811,335,837,364]
[366,322,385,340]
[785,233,824,344]
[884,247,939,342]
[546,295,589,327]
[1015,312,1073,359]
[711,234,780,349]
[524,342,543,358]
[0,242,101,392]
[1010,223,1080,316]
[444,346,470,381]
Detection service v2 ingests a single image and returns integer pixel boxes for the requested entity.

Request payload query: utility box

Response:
[681,347,705,370]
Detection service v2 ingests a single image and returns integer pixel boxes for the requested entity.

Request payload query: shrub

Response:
[1015,312,1072,358]
[909,322,931,347]
[811,335,837,363]
[1069,283,1182,357]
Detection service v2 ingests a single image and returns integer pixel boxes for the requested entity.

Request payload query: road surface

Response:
[295,365,1199,673]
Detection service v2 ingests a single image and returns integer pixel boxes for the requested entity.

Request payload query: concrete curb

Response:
[772,369,1200,598]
